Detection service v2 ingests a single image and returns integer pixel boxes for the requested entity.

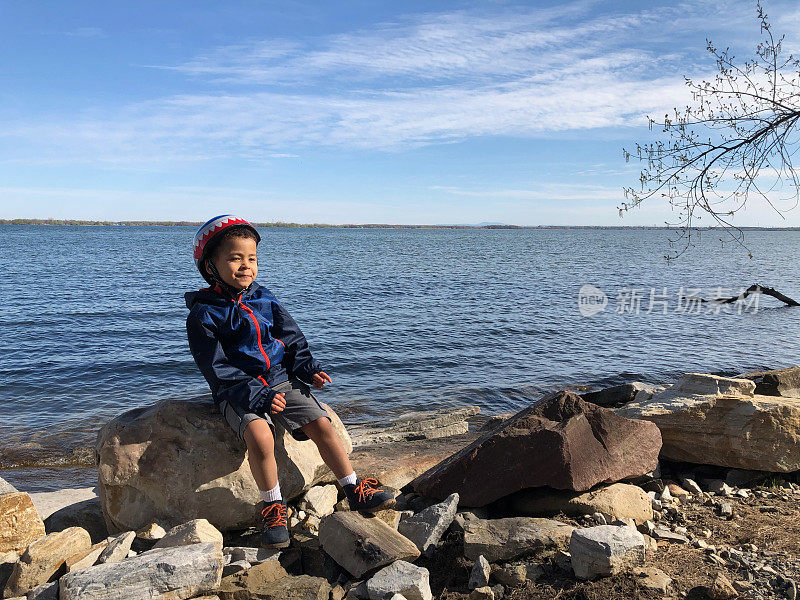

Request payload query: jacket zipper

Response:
[234,298,271,373]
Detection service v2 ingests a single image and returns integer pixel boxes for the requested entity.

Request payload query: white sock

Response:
[338,471,358,487]
[260,483,282,503]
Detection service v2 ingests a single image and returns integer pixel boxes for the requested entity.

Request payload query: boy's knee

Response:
[300,417,332,438]
[243,419,275,454]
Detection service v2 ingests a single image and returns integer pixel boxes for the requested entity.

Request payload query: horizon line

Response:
[2,219,800,231]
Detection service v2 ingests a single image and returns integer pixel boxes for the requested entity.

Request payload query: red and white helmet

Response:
[193,214,261,283]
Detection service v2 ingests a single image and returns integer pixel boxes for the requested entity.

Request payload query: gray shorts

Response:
[218,379,330,442]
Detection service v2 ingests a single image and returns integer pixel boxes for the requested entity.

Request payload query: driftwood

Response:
[699,284,800,307]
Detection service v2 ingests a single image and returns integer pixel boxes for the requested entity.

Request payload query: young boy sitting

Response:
[185,215,393,549]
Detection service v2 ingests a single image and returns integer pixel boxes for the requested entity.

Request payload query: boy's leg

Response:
[243,419,279,491]
[299,417,353,480]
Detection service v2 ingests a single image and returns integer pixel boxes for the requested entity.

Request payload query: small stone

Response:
[719,502,734,517]
[152,518,223,550]
[660,487,672,502]
[397,493,459,552]
[680,477,703,495]
[703,479,734,497]
[651,528,689,544]
[222,559,250,577]
[570,525,645,580]
[469,586,494,600]
[366,560,432,600]
[633,566,672,593]
[592,512,607,525]
[708,572,738,599]
[98,531,135,564]
[469,555,490,590]
[135,522,166,540]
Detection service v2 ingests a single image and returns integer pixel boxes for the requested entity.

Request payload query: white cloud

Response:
[1,0,787,164]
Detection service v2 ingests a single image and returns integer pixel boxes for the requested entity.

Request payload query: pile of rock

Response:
[6,366,800,599]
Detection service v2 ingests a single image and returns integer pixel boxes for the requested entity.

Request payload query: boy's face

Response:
[208,236,258,290]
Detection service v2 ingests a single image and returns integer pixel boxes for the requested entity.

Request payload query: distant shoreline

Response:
[3,219,800,231]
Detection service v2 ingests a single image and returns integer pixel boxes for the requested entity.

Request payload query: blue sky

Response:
[2,0,800,225]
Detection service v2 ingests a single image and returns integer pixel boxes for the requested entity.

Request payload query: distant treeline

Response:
[2,219,800,231]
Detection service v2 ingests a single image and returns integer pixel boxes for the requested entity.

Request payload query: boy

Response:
[185,215,393,549]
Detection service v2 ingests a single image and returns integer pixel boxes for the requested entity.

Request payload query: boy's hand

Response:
[269,392,286,414]
[312,372,332,389]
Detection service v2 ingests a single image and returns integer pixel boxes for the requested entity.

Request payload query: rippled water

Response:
[2,225,799,491]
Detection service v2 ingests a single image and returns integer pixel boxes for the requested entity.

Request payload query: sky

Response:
[2,0,800,226]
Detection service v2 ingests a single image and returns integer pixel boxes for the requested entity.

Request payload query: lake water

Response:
[1,225,799,491]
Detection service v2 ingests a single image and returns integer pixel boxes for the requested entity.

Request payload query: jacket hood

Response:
[185,282,261,310]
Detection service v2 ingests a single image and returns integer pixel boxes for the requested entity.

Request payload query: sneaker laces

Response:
[352,478,383,503]
[261,502,287,528]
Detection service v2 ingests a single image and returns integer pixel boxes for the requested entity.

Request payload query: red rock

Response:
[411,391,662,506]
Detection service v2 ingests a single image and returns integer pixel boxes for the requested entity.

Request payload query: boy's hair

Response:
[205,226,259,261]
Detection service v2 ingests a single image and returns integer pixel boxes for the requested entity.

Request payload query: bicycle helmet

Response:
[193,214,261,286]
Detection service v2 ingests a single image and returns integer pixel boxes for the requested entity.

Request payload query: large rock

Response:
[462,517,574,562]
[738,366,800,397]
[412,391,661,506]
[508,483,653,525]
[0,492,46,553]
[617,372,800,471]
[397,493,459,552]
[319,512,420,578]
[570,525,645,580]
[4,527,91,598]
[96,396,351,533]
[58,541,223,600]
[350,407,480,447]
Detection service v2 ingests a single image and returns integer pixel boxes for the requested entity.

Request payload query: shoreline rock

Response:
[411,390,662,506]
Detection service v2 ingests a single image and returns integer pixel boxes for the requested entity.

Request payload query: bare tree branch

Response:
[621,2,800,260]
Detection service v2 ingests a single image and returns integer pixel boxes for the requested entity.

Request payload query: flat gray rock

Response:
[367,560,432,600]
[462,517,574,562]
[570,525,645,580]
[59,541,223,600]
[350,407,480,447]
[397,493,459,552]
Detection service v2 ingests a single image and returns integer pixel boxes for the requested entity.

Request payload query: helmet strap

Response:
[205,259,246,298]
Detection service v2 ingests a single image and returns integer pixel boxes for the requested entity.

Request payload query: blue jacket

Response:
[185,282,324,414]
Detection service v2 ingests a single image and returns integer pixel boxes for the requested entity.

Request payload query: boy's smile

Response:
[209,236,258,291]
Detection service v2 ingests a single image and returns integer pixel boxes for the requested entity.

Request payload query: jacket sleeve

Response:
[186,312,275,414]
[271,301,324,384]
